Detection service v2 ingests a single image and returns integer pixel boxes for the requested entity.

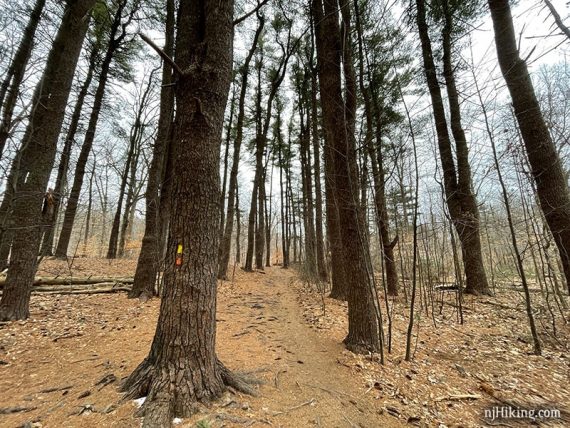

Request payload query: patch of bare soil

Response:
[0,258,568,427]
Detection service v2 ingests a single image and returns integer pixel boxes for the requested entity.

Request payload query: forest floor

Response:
[0,258,569,428]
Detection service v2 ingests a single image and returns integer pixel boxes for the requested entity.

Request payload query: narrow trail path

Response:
[0,264,403,428]
[217,267,402,427]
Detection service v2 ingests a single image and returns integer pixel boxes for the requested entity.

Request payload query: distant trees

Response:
[55,0,141,259]
[489,0,570,295]
[130,0,175,299]
[0,0,96,320]
[218,12,265,279]
[414,0,491,295]
[0,0,46,160]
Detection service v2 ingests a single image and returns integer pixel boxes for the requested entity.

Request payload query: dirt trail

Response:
[0,263,402,428]
[218,267,402,427]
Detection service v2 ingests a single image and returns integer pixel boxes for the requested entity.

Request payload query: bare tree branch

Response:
[139,33,183,76]
[544,0,570,41]
[233,0,270,26]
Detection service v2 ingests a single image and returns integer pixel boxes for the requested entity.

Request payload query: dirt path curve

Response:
[219,267,403,428]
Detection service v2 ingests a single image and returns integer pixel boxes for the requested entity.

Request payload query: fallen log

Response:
[0,282,132,295]
[39,286,132,295]
[0,276,134,287]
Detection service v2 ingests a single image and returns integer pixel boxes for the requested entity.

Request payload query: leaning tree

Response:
[0,0,96,321]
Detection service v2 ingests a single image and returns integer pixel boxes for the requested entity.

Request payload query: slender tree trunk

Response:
[83,165,95,253]
[55,1,130,258]
[158,129,174,258]
[245,180,258,271]
[122,3,254,425]
[107,129,137,259]
[235,190,241,264]
[0,0,46,160]
[0,0,95,321]
[278,124,288,268]
[255,165,266,270]
[130,0,175,298]
[415,0,490,295]
[40,44,99,256]
[0,153,20,269]
[296,77,317,276]
[118,147,139,257]
[218,16,264,278]
[474,71,541,355]
[489,0,570,295]
[310,70,328,281]
[220,87,236,238]
[353,0,398,295]
[265,164,272,267]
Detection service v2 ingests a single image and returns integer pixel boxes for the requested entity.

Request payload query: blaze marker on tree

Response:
[176,244,183,267]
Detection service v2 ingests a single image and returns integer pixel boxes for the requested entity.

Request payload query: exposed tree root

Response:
[121,358,259,427]
[217,360,259,396]
[127,287,154,302]
[344,336,380,355]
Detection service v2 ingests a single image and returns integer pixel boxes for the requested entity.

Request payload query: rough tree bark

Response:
[0,0,46,160]
[0,0,96,321]
[490,0,570,295]
[312,0,380,353]
[415,0,490,295]
[121,2,255,426]
[129,0,175,299]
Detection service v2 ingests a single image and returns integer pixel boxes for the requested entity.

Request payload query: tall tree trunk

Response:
[130,0,175,298]
[248,24,292,272]
[277,106,290,268]
[313,0,380,353]
[489,0,570,294]
[245,56,264,272]
[83,164,95,253]
[297,83,317,277]
[265,164,272,267]
[219,87,236,238]
[0,0,46,159]
[55,0,131,258]
[157,129,174,258]
[122,2,254,425]
[107,127,137,259]
[0,153,21,269]
[353,0,398,295]
[415,0,490,295]
[0,0,95,321]
[40,43,99,256]
[255,164,266,270]
[310,71,328,282]
[235,190,241,264]
[218,15,264,278]
[118,146,139,257]
[245,180,258,271]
